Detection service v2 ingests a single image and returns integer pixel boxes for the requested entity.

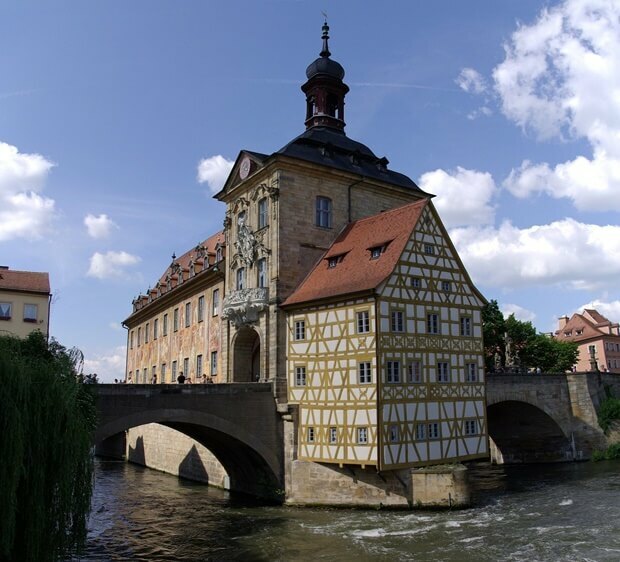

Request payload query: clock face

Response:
[239,157,251,180]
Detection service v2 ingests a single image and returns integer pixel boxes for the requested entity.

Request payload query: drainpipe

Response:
[347,177,366,223]
[47,293,52,342]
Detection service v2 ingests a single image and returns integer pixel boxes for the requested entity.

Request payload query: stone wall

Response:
[126,424,229,489]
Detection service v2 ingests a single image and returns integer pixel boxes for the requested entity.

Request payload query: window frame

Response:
[196,354,203,378]
[23,303,38,323]
[258,197,268,229]
[437,361,450,383]
[466,363,478,382]
[408,361,422,383]
[460,316,472,337]
[391,309,404,332]
[357,427,368,444]
[358,361,372,384]
[185,302,191,328]
[0,302,12,320]
[173,308,179,332]
[210,351,218,375]
[295,366,307,387]
[386,360,401,383]
[153,318,158,340]
[163,313,168,336]
[427,313,439,334]
[198,295,205,323]
[294,320,306,341]
[257,258,267,288]
[357,310,370,333]
[236,267,246,290]
[212,289,220,316]
[315,196,332,228]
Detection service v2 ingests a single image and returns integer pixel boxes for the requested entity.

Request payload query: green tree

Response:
[0,331,96,562]
[482,300,505,370]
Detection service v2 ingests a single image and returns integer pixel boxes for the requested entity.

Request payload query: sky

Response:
[2,0,620,381]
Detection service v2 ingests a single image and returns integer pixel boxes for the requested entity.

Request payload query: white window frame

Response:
[236,267,246,290]
[257,258,267,288]
[212,289,220,316]
[357,310,370,333]
[466,363,478,382]
[329,427,337,444]
[408,361,422,383]
[294,320,306,341]
[415,423,426,440]
[391,310,404,332]
[196,354,203,378]
[460,316,472,337]
[258,197,268,229]
[0,302,12,320]
[23,303,38,322]
[387,361,401,383]
[427,313,439,334]
[198,295,205,322]
[316,196,332,228]
[464,419,478,436]
[307,427,315,443]
[437,362,450,383]
[295,366,307,386]
[358,362,372,384]
[428,422,440,440]
[357,427,368,444]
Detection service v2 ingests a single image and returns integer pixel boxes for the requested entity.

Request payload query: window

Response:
[294,320,306,341]
[464,420,478,436]
[173,308,179,332]
[357,427,368,444]
[236,267,246,290]
[211,351,218,375]
[466,363,478,382]
[441,280,451,292]
[408,361,422,383]
[295,366,307,386]
[152,366,156,382]
[358,362,372,384]
[257,258,267,288]
[0,302,12,320]
[137,327,141,346]
[185,302,191,327]
[183,358,189,378]
[424,243,434,255]
[588,344,596,355]
[427,313,439,334]
[163,314,168,336]
[143,368,147,383]
[215,247,223,262]
[329,427,337,444]
[370,245,384,259]
[327,254,345,268]
[212,289,220,316]
[316,196,332,228]
[415,424,426,440]
[196,355,203,378]
[154,318,158,339]
[23,304,38,322]
[389,425,399,443]
[145,323,150,343]
[307,427,315,443]
[357,310,370,333]
[198,296,205,322]
[460,316,472,337]
[172,360,177,380]
[387,361,401,383]
[162,363,167,382]
[258,197,268,229]
[130,331,134,349]
[428,423,440,439]
[391,310,404,332]
[410,277,421,289]
[437,362,450,383]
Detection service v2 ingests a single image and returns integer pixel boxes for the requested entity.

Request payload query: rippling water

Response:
[73,459,620,561]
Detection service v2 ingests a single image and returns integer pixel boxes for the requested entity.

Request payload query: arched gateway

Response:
[232,327,261,382]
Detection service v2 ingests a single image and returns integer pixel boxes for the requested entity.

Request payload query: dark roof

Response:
[276,127,429,193]
[0,268,50,294]
[282,200,427,307]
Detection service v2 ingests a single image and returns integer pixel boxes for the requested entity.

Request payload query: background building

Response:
[0,266,51,340]
[556,309,620,373]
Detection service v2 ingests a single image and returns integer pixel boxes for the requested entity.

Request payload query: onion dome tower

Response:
[301,21,350,132]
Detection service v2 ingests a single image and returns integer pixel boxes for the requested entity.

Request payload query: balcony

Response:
[222,288,269,328]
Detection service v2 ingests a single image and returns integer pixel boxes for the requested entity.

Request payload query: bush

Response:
[592,443,620,461]
[598,397,620,433]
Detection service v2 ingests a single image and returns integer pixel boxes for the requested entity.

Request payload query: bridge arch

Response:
[93,384,284,500]
[487,400,574,464]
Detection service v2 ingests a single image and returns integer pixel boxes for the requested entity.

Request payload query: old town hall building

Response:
[123,23,488,503]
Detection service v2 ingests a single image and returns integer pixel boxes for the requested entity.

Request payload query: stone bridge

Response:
[93,383,283,499]
[486,372,618,464]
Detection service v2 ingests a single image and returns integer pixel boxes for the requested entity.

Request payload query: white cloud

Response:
[84,213,117,239]
[0,141,56,241]
[197,155,234,193]
[494,0,620,210]
[418,167,497,228]
[87,251,141,280]
[501,303,537,322]
[450,218,620,290]
[456,67,487,94]
[83,346,127,383]
[575,299,620,321]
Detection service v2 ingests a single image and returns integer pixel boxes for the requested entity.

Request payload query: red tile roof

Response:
[0,268,50,294]
[282,200,427,307]
[556,309,620,342]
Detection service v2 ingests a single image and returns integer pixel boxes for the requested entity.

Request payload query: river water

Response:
[74,458,620,562]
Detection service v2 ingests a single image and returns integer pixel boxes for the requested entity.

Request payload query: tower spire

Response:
[320,19,331,58]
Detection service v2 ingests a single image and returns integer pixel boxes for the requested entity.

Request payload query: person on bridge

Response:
[151,373,157,384]
[177,371,185,384]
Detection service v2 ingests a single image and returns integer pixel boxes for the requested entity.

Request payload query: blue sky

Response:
[2,0,620,381]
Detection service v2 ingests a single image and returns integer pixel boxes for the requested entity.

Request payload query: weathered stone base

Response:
[411,464,470,508]
[285,460,411,508]
[126,424,229,489]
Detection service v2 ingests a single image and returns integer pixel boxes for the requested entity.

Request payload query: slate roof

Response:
[0,268,50,294]
[276,127,428,193]
[282,200,427,307]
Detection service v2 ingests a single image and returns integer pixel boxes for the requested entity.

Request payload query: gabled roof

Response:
[556,309,620,342]
[0,268,50,294]
[282,200,427,307]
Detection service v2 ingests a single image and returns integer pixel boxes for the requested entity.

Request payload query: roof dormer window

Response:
[327,254,345,268]
[370,245,384,260]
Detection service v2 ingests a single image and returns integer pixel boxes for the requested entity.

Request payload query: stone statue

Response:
[505,332,514,367]
[235,214,257,267]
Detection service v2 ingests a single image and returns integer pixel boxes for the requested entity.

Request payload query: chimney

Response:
[558,315,569,330]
